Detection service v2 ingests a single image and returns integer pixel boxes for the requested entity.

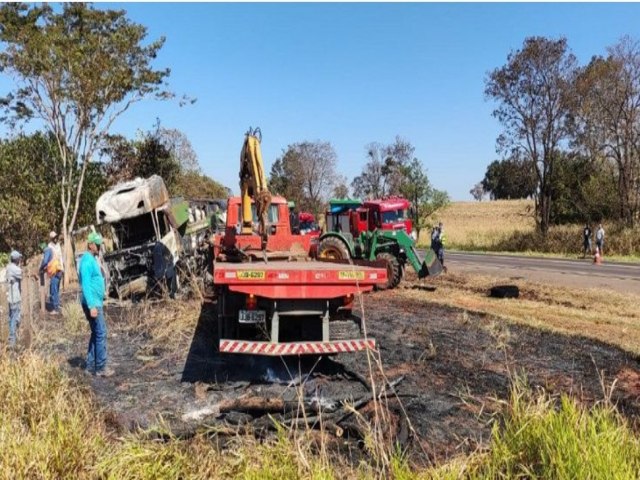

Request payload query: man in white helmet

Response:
[6,250,23,347]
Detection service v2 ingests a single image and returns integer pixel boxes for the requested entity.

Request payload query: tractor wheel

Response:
[375,252,402,290]
[318,236,350,261]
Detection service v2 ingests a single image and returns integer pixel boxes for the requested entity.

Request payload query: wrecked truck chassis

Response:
[104,242,155,299]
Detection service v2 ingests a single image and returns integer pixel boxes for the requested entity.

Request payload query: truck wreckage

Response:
[90,175,224,300]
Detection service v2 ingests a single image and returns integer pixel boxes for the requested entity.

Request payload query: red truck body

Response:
[212,196,387,356]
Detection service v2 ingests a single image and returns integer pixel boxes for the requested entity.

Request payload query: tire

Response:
[375,252,402,290]
[489,285,519,299]
[318,236,350,260]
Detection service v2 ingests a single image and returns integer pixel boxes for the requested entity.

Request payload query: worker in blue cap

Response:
[6,250,23,347]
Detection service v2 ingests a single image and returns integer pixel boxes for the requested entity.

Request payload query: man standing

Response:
[78,232,113,377]
[582,224,592,258]
[6,250,23,348]
[595,224,605,256]
[431,222,446,270]
[47,231,64,314]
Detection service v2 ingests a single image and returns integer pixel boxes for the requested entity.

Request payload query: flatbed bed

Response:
[213,260,385,298]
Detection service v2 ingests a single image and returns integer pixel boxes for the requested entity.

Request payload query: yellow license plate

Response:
[338,271,365,280]
[236,271,266,280]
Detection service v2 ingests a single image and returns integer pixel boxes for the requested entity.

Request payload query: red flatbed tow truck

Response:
[214,260,385,355]
[211,129,387,356]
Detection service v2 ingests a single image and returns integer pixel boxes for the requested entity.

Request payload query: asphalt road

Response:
[419,250,640,295]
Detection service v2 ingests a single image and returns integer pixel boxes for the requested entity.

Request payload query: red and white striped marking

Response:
[219,339,376,356]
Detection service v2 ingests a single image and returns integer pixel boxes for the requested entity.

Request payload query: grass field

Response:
[421,199,640,259]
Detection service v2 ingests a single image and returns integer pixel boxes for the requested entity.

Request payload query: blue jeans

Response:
[82,305,107,372]
[8,302,21,347]
[50,273,62,311]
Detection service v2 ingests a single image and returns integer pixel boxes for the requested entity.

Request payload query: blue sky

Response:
[3,3,640,199]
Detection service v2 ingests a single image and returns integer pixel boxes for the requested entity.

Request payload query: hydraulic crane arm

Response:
[239,127,272,250]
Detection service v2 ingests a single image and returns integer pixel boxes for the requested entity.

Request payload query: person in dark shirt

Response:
[582,224,592,258]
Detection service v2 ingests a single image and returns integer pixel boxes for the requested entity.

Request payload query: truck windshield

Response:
[239,204,280,224]
[381,209,408,224]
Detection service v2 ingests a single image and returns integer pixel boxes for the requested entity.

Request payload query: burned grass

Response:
[19,280,640,473]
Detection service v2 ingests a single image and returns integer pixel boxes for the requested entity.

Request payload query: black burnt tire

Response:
[375,252,402,290]
[489,285,520,299]
[318,236,350,261]
[330,318,362,340]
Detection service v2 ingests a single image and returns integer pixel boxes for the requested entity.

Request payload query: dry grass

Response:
[422,199,535,250]
[403,271,640,355]
[422,199,640,258]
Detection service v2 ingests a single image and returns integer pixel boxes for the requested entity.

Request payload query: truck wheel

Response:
[318,237,350,260]
[375,252,402,290]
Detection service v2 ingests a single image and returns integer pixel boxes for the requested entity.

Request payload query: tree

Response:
[481,156,537,200]
[470,183,485,201]
[158,127,199,173]
[268,157,304,207]
[571,36,640,227]
[173,171,229,200]
[0,131,106,255]
[485,36,577,234]
[399,158,449,238]
[0,3,171,283]
[270,141,339,216]
[351,137,414,199]
[333,181,349,199]
[102,129,180,190]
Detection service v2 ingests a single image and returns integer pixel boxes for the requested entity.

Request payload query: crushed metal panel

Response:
[96,175,170,224]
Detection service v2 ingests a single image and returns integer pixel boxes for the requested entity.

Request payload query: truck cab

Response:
[215,196,317,259]
[363,197,413,234]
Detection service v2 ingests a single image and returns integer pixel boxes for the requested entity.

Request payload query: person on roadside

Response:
[595,223,605,256]
[582,223,592,258]
[431,222,446,270]
[46,231,64,314]
[6,250,23,348]
[78,232,113,377]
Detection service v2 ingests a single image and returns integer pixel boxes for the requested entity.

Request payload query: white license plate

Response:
[238,310,266,324]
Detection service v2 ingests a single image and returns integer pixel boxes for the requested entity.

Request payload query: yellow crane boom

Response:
[239,127,272,250]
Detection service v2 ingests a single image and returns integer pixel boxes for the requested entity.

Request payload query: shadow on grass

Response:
[180,302,345,385]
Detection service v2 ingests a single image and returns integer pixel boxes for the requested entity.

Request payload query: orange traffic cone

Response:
[594,247,603,265]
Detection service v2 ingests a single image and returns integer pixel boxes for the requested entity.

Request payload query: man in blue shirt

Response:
[78,232,113,377]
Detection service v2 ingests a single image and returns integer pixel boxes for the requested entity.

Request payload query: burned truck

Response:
[95,175,216,299]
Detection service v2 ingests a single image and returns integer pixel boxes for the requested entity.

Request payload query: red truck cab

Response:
[363,197,413,233]
[215,196,316,258]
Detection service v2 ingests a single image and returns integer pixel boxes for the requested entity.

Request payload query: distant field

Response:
[420,199,640,258]
[420,199,535,250]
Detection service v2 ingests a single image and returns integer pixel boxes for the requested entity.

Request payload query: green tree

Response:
[268,157,304,207]
[173,171,230,200]
[0,132,60,255]
[571,36,640,227]
[0,2,171,282]
[102,128,180,190]
[399,158,449,238]
[481,156,537,200]
[486,36,577,235]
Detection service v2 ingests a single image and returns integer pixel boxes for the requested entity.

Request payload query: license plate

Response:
[238,310,266,324]
[237,271,266,280]
[338,271,365,280]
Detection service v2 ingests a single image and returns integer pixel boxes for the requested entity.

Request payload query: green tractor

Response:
[318,198,442,289]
